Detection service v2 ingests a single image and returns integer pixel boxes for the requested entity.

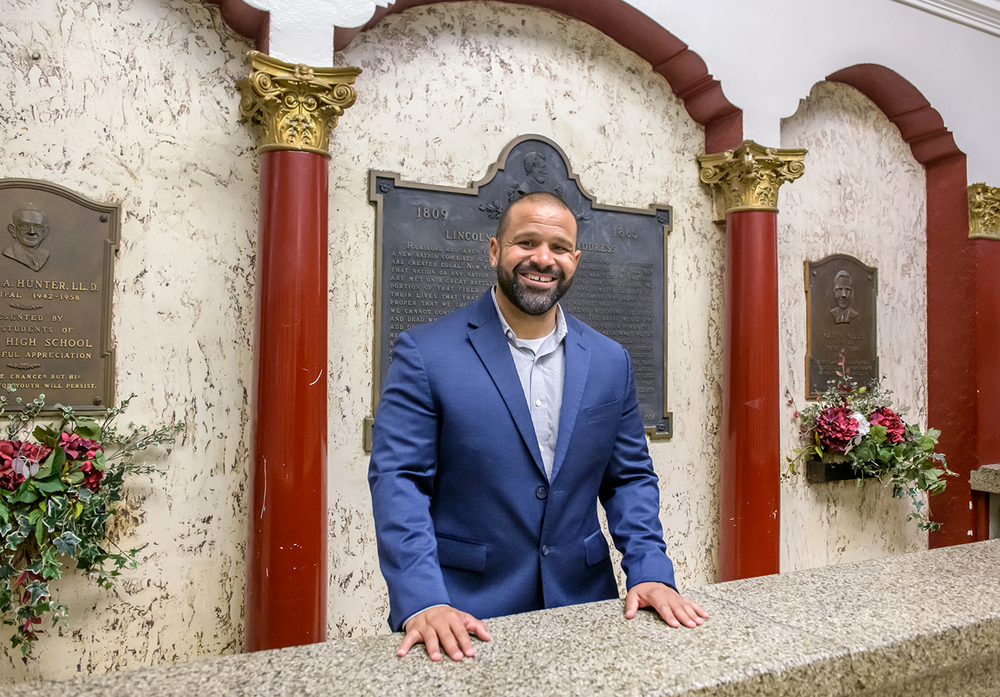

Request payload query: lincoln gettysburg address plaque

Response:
[805,253,878,398]
[366,135,672,449]
[0,180,117,412]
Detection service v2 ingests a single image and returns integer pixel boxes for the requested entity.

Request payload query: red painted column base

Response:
[245,150,329,652]
[719,209,781,582]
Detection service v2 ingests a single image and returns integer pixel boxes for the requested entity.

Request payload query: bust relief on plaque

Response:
[5,208,51,272]
[830,270,859,324]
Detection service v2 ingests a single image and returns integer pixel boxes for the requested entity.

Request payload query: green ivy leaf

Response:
[39,547,60,580]
[24,580,47,605]
[46,496,68,521]
[65,471,84,485]
[52,532,80,557]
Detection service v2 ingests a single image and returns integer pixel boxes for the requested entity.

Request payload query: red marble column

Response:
[699,141,805,581]
[718,209,781,581]
[237,52,359,652]
[972,184,1000,542]
[245,150,329,651]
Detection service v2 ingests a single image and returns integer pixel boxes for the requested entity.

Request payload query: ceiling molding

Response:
[891,0,1000,37]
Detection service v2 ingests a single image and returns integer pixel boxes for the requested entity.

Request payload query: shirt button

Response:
[535,485,547,500]
[534,399,542,407]
[541,545,550,556]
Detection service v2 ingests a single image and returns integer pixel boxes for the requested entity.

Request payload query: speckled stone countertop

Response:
[3,540,999,696]
[971,464,1000,494]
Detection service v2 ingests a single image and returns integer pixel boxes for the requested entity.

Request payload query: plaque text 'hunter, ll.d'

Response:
[368,136,672,447]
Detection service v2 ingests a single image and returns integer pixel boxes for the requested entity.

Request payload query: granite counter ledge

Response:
[970,464,1000,495]
[1,540,998,697]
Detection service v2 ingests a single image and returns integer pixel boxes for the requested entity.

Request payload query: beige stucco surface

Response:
[778,81,929,570]
[0,0,256,683]
[0,0,937,683]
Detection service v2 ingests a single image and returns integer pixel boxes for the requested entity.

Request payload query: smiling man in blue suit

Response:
[369,192,707,662]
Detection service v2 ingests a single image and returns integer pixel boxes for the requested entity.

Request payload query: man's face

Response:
[490,201,580,317]
[834,280,852,308]
[10,210,49,249]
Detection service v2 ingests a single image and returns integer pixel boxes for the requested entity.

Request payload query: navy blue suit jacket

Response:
[369,291,675,631]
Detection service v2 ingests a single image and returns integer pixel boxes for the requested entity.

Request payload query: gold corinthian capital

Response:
[969,183,1000,240]
[237,51,361,158]
[697,141,806,218]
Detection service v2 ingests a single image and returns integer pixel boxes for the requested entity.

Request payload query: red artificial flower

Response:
[58,433,104,492]
[869,407,906,443]
[77,459,104,493]
[58,433,102,461]
[0,440,51,491]
[815,406,859,452]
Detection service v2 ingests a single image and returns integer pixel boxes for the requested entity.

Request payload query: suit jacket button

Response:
[541,545,550,556]
[535,485,547,500]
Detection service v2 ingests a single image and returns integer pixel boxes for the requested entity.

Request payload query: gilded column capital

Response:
[697,140,806,218]
[237,51,361,158]
[969,183,1000,240]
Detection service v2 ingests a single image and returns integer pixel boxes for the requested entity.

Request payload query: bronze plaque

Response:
[369,135,672,444]
[0,180,117,412]
[805,254,878,397]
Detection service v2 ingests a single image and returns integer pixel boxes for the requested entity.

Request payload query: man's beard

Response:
[496,258,574,316]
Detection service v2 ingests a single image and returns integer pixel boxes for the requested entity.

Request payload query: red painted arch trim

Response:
[203,0,742,152]
[829,64,977,548]
[203,0,270,53]
[826,64,961,166]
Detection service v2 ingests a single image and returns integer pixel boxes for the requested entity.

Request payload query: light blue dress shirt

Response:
[491,287,567,482]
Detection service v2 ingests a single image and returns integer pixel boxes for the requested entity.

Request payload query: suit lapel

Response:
[467,293,545,475]
[551,317,590,483]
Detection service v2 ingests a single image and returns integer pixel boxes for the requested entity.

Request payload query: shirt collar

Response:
[491,286,567,349]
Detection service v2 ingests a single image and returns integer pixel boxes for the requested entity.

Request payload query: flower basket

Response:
[804,453,878,484]
[787,358,954,531]
[0,394,183,658]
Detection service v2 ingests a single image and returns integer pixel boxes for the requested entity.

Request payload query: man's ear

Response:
[40,226,50,241]
[489,236,499,268]
[7,224,14,237]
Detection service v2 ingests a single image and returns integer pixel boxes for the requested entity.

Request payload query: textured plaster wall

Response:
[326,2,722,636]
[0,0,934,680]
[0,0,255,683]
[778,82,929,571]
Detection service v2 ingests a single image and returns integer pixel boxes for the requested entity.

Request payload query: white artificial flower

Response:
[11,457,38,478]
[851,411,871,436]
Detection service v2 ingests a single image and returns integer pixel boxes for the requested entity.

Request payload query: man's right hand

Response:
[398,606,491,661]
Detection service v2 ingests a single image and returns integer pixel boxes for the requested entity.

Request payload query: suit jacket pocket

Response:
[436,534,488,573]
[584,399,621,424]
[584,529,610,567]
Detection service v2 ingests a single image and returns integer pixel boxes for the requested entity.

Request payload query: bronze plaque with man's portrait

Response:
[805,254,878,398]
[0,180,118,412]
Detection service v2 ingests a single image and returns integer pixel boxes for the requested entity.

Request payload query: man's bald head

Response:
[495,192,575,245]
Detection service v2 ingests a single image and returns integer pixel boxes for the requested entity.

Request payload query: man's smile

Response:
[521,271,557,288]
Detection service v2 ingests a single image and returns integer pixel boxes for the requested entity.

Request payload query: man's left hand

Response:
[624,582,708,628]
